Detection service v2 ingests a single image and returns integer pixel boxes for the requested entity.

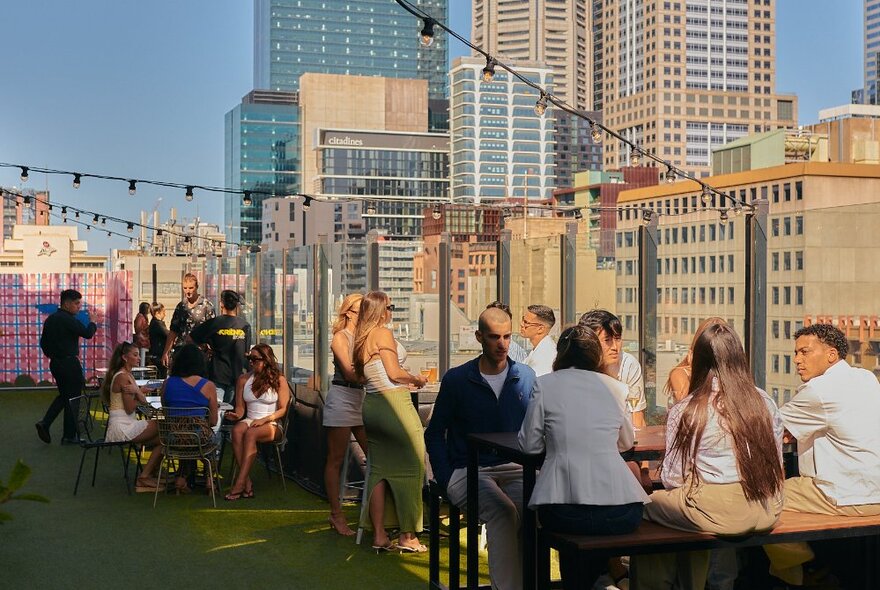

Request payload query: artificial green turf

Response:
[1,390,491,588]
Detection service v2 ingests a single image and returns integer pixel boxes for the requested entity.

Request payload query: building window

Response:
[783,217,791,236]
[771,218,779,236]
[795,251,803,270]
[796,286,803,305]
[795,215,803,235]
[772,252,779,271]
[772,320,780,339]
[784,286,791,305]
[772,286,779,304]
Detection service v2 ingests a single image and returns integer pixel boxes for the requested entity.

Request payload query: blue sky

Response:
[0,0,862,253]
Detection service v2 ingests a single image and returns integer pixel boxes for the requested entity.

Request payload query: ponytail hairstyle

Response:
[332,293,363,335]
[552,325,603,373]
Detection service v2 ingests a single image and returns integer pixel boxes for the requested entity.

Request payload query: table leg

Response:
[522,461,537,590]
[467,441,479,589]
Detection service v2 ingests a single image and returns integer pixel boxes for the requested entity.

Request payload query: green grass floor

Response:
[1,390,492,589]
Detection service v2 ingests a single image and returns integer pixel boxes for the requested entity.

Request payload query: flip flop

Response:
[372,542,399,553]
[224,491,244,501]
[397,543,428,553]
[241,489,255,499]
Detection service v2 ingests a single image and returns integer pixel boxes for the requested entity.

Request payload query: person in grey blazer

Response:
[518,324,649,587]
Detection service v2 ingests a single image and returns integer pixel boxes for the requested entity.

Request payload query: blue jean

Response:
[538,503,644,589]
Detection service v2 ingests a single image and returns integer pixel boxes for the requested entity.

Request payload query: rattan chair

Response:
[153,406,221,507]
[70,394,136,495]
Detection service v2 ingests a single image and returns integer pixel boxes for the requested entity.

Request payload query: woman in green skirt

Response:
[353,291,428,552]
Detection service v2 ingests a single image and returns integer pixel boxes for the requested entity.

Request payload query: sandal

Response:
[224,490,244,501]
[397,543,428,553]
[135,477,161,493]
[329,514,355,536]
[241,489,255,499]
[372,542,399,553]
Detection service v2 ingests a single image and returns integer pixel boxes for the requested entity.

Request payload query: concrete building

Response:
[449,56,556,203]
[0,224,106,274]
[260,196,335,250]
[854,0,880,104]
[614,161,880,408]
[594,0,798,178]
[807,104,880,164]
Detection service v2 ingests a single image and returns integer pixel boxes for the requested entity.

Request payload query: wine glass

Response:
[626,386,642,436]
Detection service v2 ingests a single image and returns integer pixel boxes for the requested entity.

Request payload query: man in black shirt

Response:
[190,290,251,403]
[161,273,215,369]
[36,289,98,444]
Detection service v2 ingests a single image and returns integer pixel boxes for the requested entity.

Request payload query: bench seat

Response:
[538,511,880,589]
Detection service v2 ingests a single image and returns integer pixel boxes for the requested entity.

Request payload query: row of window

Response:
[771,285,804,306]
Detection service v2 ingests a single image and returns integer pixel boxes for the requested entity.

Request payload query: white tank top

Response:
[242,375,279,419]
[363,341,407,394]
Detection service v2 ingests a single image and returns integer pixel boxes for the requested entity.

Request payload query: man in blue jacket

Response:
[425,306,537,590]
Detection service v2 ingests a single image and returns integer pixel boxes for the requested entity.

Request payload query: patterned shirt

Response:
[169,295,215,348]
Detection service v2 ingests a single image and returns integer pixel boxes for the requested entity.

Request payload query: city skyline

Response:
[0,0,862,253]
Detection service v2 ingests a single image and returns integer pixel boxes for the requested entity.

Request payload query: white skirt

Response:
[323,384,365,427]
[106,409,148,442]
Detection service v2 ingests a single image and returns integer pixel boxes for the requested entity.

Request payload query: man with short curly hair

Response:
[766,323,880,585]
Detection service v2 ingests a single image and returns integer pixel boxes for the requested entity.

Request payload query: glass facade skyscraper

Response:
[224,90,300,246]
[253,0,448,101]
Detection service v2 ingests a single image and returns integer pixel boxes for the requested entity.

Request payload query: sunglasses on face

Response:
[386,304,396,312]
[247,355,264,362]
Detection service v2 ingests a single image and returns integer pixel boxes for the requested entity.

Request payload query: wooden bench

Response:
[537,511,880,590]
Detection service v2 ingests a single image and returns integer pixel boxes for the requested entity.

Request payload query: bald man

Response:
[425,307,537,590]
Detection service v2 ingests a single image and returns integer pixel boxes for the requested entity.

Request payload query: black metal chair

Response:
[153,406,222,507]
[230,400,292,491]
[70,394,136,495]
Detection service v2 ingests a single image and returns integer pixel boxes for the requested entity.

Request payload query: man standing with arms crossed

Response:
[161,272,215,370]
[36,289,98,444]
[425,307,537,590]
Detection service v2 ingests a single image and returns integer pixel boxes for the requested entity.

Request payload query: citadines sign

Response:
[319,129,448,152]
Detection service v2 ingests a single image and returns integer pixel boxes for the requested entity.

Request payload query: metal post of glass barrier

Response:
[560,221,578,326]
[283,248,293,378]
[745,199,769,390]
[496,228,511,305]
[366,229,380,292]
[315,235,331,394]
[254,250,263,341]
[638,214,659,412]
[439,231,451,378]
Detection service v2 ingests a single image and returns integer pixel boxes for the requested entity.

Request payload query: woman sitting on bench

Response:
[518,324,649,589]
[630,321,785,590]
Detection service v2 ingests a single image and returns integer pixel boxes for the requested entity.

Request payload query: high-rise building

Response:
[224,90,300,246]
[594,0,797,178]
[472,0,589,111]
[855,0,880,105]
[253,0,449,101]
[449,57,556,202]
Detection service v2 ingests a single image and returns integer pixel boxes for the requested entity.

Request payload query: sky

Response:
[0,0,863,254]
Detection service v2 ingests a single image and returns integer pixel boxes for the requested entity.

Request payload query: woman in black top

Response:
[190,290,251,403]
[148,303,169,379]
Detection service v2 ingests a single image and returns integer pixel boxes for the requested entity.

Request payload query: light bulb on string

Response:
[701,185,712,205]
[19,167,28,183]
[534,93,548,116]
[665,166,676,184]
[242,191,252,206]
[641,209,654,225]
[127,222,134,233]
[631,148,640,167]
[419,18,435,47]
[85,225,91,232]
[302,196,312,211]
[574,208,583,220]
[590,122,602,143]
[719,209,729,223]
[128,180,137,196]
[74,211,80,219]
[185,186,194,202]
[481,57,496,83]
[101,217,107,226]
[432,205,442,220]
[73,173,81,189]
[366,202,377,215]
[92,214,99,224]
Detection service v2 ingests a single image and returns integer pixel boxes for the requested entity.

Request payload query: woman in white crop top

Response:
[224,343,291,501]
[352,291,427,553]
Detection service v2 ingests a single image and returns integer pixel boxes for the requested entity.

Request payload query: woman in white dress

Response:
[224,343,291,500]
[324,293,369,536]
[102,341,164,492]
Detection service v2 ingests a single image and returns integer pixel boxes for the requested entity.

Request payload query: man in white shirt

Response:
[767,323,880,585]
[520,304,556,377]
[579,309,647,428]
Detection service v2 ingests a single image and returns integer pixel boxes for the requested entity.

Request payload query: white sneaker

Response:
[479,523,488,551]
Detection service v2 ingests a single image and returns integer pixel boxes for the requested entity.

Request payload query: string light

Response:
[481,57,496,83]
[73,173,81,189]
[93,214,100,224]
[719,209,729,223]
[574,209,583,220]
[590,122,602,143]
[127,222,134,233]
[302,196,312,211]
[631,148,640,167]
[157,229,163,237]
[419,18,435,47]
[641,209,654,225]
[701,185,712,205]
[19,167,28,183]
[101,217,107,226]
[242,191,252,206]
[366,202,377,215]
[128,180,137,196]
[534,93,548,116]
[665,166,677,184]
[185,186,194,202]
[432,205,442,220]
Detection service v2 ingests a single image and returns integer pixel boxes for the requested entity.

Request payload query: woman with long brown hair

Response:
[324,293,369,536]
[353,290,427,552]
[663,316,726,406]
[224,343,291,500]
[102,341,164,492]
[630,321,784,590]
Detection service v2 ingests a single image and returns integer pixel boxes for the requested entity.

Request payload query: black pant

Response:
[43,357,85,440]
[538,502,644,589]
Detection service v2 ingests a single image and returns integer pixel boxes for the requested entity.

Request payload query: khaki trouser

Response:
[765,477,880,585]
[631,481,782,590]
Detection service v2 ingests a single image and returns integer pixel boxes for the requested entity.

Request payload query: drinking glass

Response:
[426,360,438,384]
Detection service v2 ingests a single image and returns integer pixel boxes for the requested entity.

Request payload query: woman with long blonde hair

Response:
[324,293,369,536]
[102,341,165,491]
[664,317,726,405]
[353,291,427,552]
[630,321,784,589]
